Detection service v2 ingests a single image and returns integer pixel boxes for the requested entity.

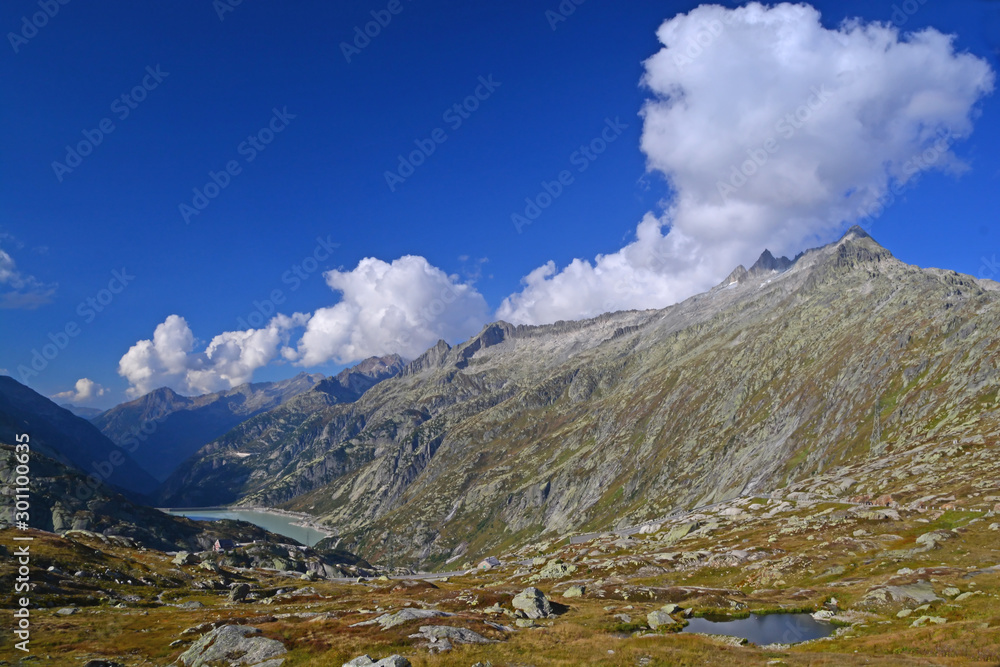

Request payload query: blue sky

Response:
[1,0,998,408]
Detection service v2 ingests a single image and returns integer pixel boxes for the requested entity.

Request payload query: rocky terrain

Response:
[3,449,999,665]
[154,228,1000,571]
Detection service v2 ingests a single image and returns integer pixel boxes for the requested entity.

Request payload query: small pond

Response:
[682,612,834,644]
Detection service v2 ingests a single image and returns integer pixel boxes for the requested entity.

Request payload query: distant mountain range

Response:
[92,372,325,481]
[146,227,1000,567]
[155,354,405,505]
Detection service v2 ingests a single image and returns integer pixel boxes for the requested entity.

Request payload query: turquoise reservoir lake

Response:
[162,508,329,547]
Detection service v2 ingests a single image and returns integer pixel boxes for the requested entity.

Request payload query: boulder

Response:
[955,591,983,602]
[176,624,287,667]
[911,616,947,627]
[228,583,251,603]
[861,580,941,607]
[173,551,198,566]
[660,522,699,544]
[512,587,553,619]
[414,625,496,644]
[562,585,585,598]
[536,560,576,579]
[647,610,674,629]
[353,608,451,630]
[915,530,954,548]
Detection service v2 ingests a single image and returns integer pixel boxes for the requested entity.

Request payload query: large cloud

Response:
[498,2,995,325]
[0,243,57,309]
[118,257,488,397]
[52,378,107,404]
[118,313,307,397]
[292,255,490,365]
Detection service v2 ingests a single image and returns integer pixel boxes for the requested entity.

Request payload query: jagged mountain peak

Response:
[748,248,794,276]
[317,355,406,399]
[404,339,453,375]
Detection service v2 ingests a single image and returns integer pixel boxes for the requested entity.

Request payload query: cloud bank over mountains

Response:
[119,257,487,397]
[117,2,994,397]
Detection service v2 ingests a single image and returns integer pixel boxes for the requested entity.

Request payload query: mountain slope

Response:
[60,404,103,419]
[157,228,1000,567]
[156,355,405,505]
[0,377,157,498]
[93,372,324,481]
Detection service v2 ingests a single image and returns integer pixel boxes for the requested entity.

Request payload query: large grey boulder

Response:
[915,530,955,548]
[176,625,286,666]
[377,608,451,629]
[351,608,451,630]
[861,580,941,607]
[647,610,675,629]
[228,583,251,603]
[512,587,553,619]
[535,560,576,579]
[414,625,496,644]
[172,551,198,566]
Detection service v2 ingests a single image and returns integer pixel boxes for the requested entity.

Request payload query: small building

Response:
[214,539,236,552]
[477,556,501,570]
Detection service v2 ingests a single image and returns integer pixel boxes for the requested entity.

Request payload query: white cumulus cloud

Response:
[117,257,488,397]
[498,2,995,325]
[118,313,307,397]
[52,378,107,404]
[292,255,490,365]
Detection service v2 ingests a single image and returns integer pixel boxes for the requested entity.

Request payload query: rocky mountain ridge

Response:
[156,227,1000,570]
